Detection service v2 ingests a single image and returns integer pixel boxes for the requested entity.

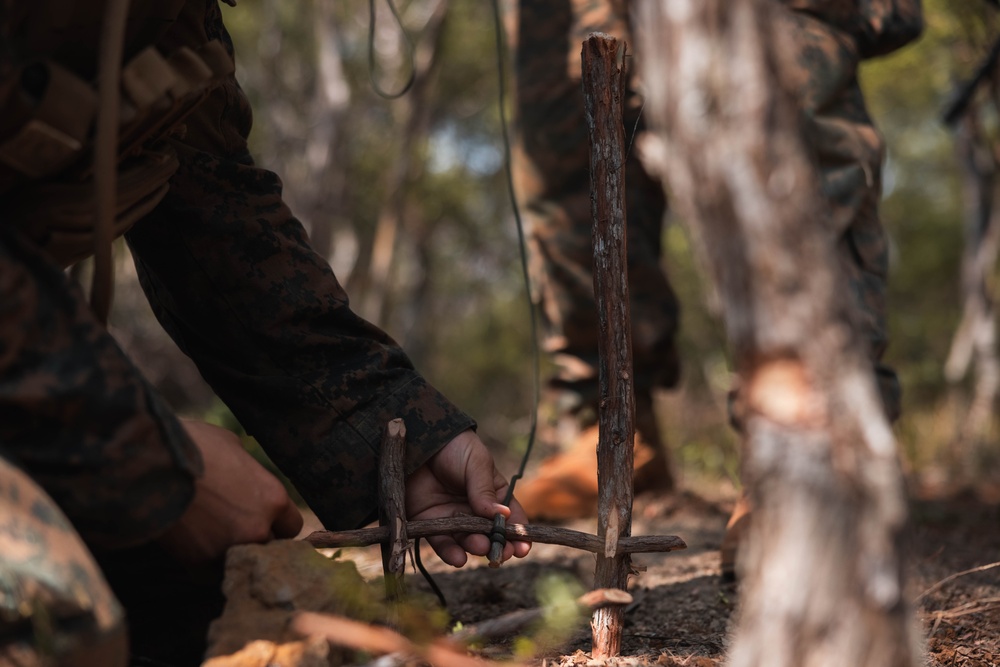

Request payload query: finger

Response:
[426,534,468,568]
[272,499,304,538]
[464,446,504,519]
[506,489,529,526]
[511,539,532,558]
[457,531,491,557]
[504,490,532,558]
[491,533,529,563]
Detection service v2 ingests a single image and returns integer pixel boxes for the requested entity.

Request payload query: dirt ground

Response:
[336,485,1000,667]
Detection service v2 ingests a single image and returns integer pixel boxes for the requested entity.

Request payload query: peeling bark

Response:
[378,419,408,605]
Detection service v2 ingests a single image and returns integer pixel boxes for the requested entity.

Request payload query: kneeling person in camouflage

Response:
[0,2,530,665]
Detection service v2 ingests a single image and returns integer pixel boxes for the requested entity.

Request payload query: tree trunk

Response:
[633,1,921,665]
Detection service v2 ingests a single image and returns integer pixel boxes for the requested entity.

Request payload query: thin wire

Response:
[392,0,542,598]
[413,537,447,606]
[490,0,540,506]
[367,0,416,99]
[92,0,131,325]
[626,96,645,161]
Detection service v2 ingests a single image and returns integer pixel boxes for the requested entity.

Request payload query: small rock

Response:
[203,541,376,666]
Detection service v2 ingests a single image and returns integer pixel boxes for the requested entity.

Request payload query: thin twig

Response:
[916,561,1000,602]
[921,597,1000,620]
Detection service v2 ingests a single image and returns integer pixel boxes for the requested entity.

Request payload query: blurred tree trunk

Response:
[358,0,450,326]
[305,0,352,262]
[255,0,351,263]
[633,1,921,665]
[944,109,1000,467]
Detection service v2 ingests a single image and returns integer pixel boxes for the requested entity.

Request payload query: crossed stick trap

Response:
[304,418,686,655]
[305,34,684,659]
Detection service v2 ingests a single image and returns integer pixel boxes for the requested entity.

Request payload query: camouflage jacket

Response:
[782,0,924,57]
[0,0,476,546]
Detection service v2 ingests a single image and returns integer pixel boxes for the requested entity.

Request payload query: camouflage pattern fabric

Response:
[0,224,203,551]
[0,454,127,666]
[508,0,681,424]
[508,0,920,429]
[774,1,919,421]
[0,0,476,542]
[781,0,924,57]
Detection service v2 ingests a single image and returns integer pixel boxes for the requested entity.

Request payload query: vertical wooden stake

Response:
[582,32,636,659]
[379,418,408,605]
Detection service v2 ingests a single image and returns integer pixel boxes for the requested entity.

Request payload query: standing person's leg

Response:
[721,6,902,579]
[508,0,681,520]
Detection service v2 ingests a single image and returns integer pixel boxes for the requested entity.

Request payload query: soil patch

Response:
[342,488,1000,666]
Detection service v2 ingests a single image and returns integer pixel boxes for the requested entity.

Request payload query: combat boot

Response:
[720,492,752,582]
[515,396,675,521]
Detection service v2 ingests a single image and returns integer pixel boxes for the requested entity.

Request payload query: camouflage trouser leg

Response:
[0,454,126,667]
[781,5,902,421]
[509,0,681,432]
[509,0,900,435]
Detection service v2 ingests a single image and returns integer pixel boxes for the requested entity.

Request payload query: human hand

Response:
[405,429,531,567]
[157,420,303,563]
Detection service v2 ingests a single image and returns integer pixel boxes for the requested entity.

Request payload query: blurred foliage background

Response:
[108,0,1000,505]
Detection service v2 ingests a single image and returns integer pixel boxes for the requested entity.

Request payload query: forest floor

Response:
[335,482,1000,667]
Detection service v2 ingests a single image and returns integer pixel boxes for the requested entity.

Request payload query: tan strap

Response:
[118,40,233,162]
[0,62,98,178]
[121,47,178,110]
[91,0,131,326]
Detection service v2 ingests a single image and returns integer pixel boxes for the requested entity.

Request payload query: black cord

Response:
[413,537,448,607]
[367,0,416,99]
[490,0,540,508]
[384,0,543,597]
[365,0,540,500]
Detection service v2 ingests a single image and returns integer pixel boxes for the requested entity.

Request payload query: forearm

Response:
[127,1,476,530]
[125,140,475,530]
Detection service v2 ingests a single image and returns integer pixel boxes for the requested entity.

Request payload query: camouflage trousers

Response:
[508,0,901,431]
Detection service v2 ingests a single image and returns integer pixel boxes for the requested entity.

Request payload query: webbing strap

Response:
[91,0,132,326]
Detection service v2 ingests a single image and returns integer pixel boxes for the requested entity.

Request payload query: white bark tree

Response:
[633,1,922,664]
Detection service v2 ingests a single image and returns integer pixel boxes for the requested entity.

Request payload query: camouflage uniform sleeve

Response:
[125,0,476,532]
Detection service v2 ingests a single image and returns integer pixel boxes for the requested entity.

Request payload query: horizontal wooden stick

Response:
[304,517,686,555]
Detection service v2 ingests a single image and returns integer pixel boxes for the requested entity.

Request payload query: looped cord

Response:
[489,0,540,509]
[367,0,416,99]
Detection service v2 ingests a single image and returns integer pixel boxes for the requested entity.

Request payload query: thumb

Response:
[272,497,304,538]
